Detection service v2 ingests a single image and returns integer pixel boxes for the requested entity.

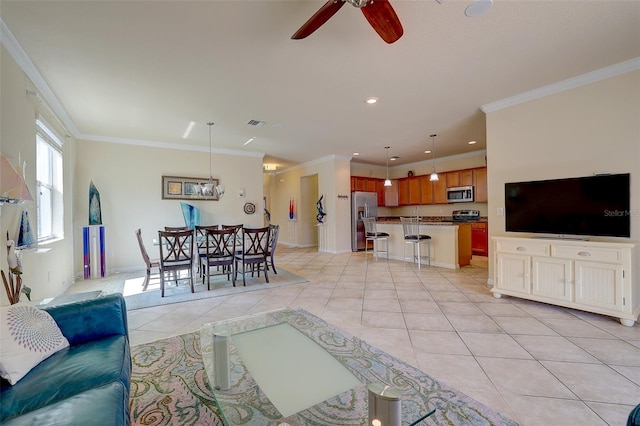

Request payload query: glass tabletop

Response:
[200,308,435,425]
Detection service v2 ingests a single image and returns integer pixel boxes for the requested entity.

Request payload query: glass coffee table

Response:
[200,308,435,425]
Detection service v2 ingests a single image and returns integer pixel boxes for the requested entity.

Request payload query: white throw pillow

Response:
[0,303,69,385]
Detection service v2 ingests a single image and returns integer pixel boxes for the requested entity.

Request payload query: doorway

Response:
[299,174,319,248]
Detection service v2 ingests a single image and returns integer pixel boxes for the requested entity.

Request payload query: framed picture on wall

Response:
[161,176,221,201]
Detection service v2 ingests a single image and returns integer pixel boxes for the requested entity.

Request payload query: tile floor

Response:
[72,246,640,425]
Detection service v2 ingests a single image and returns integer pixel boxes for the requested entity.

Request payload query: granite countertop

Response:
[376,216,487,225]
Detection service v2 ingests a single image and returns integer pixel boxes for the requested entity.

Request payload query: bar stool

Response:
[363,217,389,260]
[400,217,431,269]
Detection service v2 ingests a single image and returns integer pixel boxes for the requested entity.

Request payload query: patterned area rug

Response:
[130,309,519,426]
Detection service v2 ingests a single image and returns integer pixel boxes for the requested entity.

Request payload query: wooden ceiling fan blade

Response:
[292,0,346,39]
[361,0,403,44]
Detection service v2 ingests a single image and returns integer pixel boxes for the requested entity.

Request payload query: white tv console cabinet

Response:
[492,237,638,326]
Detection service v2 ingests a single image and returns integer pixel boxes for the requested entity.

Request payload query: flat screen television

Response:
[505,173,631,238]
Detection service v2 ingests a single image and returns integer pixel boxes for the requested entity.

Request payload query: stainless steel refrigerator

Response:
[351,191,378,251]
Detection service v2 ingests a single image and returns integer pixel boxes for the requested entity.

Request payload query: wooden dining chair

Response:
[234,226,270,286]
[202,228,236,288]
[195,225,218,277]
[164,226,189,231]
[135,228,160,291]
[158,229,194,297]
[267,224,280,274]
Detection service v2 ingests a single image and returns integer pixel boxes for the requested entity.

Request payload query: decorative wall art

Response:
[89,181,102,225]
[17,211,35,248]
[162,176,221,201]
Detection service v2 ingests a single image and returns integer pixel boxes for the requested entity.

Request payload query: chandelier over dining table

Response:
[196,122,225,199]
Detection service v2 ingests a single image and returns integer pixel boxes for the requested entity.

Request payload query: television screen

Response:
[505,173,631,238]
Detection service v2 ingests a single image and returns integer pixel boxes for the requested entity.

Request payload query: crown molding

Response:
[1,19,80,136]
[78,134,264,158]
[481,57,640,113]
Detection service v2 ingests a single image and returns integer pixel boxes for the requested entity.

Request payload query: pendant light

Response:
[203,122,225,199]
[429,134,439,182]
[384,146,392,187]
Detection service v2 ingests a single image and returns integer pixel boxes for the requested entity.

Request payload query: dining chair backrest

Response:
[158,229,194,266]
[136,229,150,266]
[268,224,280,253]
[196,225,218,254]
[165,226,190,232]
[241,226,270,258]
[205,228,236,260]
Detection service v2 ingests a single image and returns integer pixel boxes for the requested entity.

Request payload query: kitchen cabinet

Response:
[419,175,433,204]
[384,180,398,206]
[432,176,448,204]
[492,237,637,326]
[375,179,386,206]
[446,170,473,187]
[473,168,487,202]
[408,177,421,205]
[397,178,409,206]
[471,222,488,256]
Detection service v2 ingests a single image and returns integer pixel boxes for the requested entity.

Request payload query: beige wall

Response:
[269,155,352,253]
[1,45,76,305]
[74,140,265,273]
[486,70,640,283]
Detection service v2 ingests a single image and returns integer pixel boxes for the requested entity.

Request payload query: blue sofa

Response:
[0,294,132,425]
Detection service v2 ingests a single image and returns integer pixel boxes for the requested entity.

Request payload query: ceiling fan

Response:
[291,0,403,44]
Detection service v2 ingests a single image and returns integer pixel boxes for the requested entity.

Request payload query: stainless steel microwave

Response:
[446,186,474,203]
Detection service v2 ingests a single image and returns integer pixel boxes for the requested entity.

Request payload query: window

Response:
[36,118,63,242]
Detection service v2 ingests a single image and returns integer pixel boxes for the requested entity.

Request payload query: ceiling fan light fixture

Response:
[465,0,493,17]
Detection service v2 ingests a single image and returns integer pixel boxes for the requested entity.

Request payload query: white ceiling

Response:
[2,1,639,169]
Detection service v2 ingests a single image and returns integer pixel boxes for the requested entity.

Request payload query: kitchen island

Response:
[375,218,471,269]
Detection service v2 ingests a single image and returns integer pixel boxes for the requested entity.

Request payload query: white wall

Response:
[1,45,76,305]
[486,70,640,283]
[74,139,265,273]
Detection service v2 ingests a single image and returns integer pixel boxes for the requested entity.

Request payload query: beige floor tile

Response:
[326,297,363,311]
[331,288,365,299]
[585,401,636,426]
[362,311,405,329]
[477,358,574,398]
[399,299,443,314]
[408,330,471,355]
[512,335,600,363]
[437,301,485,316]
[396,289,433,301]
[492,316,558,336]
[568,337,640,367]
[609,364,640,386]
[428,291,470,302]
[459,333,532,359]
[539,318,616,339]
[501,393,607,426]
[541,360,640,405]
[363,289,397,299]
[446,315,503,333]
[363,297,402,312]
[404,312,453,331]
[476,302,529,317]
[415,353,496,395]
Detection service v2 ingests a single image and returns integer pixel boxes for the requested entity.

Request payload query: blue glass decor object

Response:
[17,211,35,248]
[89,180,102,225]
[181,202,200,230]
[316,195,326,223]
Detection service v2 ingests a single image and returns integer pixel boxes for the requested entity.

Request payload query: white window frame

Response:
[36,117,64,242]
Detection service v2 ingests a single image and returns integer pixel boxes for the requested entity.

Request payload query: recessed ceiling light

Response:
[468,140,477,145]
[365,97,379,104]
[390,156,399,161]
[424,150,432,154]
[353,152,359,156]
[244,137,256,146]
[465,0,493,17]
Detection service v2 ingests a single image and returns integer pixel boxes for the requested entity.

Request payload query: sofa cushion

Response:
[0,381,130,426]
[0,303,70,385]
[0,334,131,422]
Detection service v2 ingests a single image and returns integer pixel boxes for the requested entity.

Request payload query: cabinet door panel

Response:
[433,178,448,204]
[574,261,623,311]
[460,170,473,186]
[473,168,487,202]
[419,176,433,204]
[496,254,531,294]
[397,178,409,206]
[366,178,377,192]
[532,257,572,301]
[408,177,420,205]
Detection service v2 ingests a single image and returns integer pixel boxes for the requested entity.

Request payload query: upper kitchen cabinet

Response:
[397,178,409,206]
[447,169,474,188]
[419,175,433,204]
[375,179,386,206]
[433,176,448,204]
[473,167,487,202]
[408,177,421,205]
[384,180,398,206]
